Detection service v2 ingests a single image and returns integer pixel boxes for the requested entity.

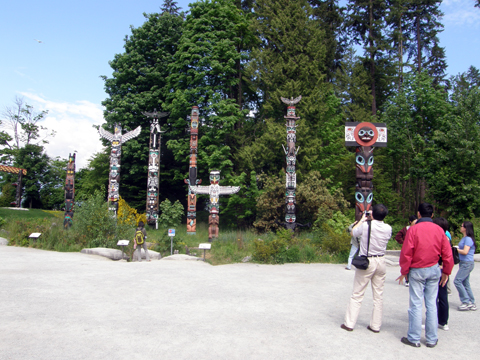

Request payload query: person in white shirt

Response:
[341,204,392,333]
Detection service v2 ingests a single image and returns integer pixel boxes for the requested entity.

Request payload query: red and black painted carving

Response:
[345,122,388,220]
[64,153,76,228]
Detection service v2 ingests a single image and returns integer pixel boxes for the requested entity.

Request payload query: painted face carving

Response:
[358,127,375,142]
[355,147,374,173]
[355,187,373,212]
[353,122,378,146]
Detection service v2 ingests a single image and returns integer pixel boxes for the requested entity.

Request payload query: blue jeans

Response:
[454,261,475,304]
[346,244,358,269]
[407,265,441,345]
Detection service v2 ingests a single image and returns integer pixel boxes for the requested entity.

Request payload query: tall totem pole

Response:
[281,96,302,231]
[64,153,76,228]
[99,123,141,215]
[184,106,202,234]
[142,109,168,229]
[345,122,388,221]
[189,170,240,241]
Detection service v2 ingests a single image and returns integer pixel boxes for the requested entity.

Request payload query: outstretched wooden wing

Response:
[218,186,240,195]
[98,127,115,142]
[121,126,142,143]
[189,185,211,195]
[280,96,302,105]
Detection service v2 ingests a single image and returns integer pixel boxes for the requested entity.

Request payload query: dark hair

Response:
[408,215,418,223]
[418,203,434,218]
[138,221,144,228]
[432,217,449,233]
[462,221,476,250]
[372,204,388,221]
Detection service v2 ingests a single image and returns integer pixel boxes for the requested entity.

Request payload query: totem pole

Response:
[281,96,302,231]
[189,170,240,241]
[345,122,388,221]
[64,153,76,228]
[142,109,168,229]
[0,165,27,207]
[99,123,141,215]
[184,106,202,234]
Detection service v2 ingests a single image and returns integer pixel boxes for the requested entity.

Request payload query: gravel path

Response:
[0,246,478,360]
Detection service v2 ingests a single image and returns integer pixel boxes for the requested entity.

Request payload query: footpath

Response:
[0,245,478,360]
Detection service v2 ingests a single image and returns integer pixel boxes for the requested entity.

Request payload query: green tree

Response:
[381,72,452,215]
[309,0,347,81]
[347,0,392,116]
[426,74,480,225]
[165,0,253,184]
[15,144,51,208]
[240,0,349,187]
[0,97,55,164]
[75,149,110,199]
[101,10,184,209]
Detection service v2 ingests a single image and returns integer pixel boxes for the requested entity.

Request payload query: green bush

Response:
[315,223,350,255]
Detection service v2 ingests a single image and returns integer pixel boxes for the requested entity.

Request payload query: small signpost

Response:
[168,229,175,255]
[29,233,41,243]
[117,240,129,260]
[199,243,211,262]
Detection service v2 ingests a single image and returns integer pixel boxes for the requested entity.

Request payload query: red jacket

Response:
[399,219,454,276]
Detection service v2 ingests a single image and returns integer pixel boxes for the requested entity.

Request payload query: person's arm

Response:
[351,213,367,237]
[441,235,454,282]
[458,245,471,255]
[395,227,406,244]
[399,227,415,275]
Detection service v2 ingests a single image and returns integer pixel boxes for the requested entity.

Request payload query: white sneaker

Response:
[468,303,477,311]
[405,282,409,287]
[459,303,471,311]
[438,324,449,331]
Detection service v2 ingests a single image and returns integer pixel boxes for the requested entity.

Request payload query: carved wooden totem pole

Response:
[281,96,302,231]
[345,122,388,220]
[99,123,141,215]
[189,170,240,241]
[64,153,76,228]
[0,165,27,207]
[184,106,202,234]
[142,109,168,228]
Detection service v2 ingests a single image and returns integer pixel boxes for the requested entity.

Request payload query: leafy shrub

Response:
[158,199,184,229]
[0,216,6,228]
[315,223,350,255]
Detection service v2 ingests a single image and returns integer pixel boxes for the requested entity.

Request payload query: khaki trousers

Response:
[344,256,386,331]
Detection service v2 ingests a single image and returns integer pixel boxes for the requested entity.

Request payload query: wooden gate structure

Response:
[0,165,27,207]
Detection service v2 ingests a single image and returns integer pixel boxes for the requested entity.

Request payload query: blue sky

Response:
[1,0,479,168]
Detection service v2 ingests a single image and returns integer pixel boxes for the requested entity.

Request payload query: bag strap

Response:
[366,220,372,256]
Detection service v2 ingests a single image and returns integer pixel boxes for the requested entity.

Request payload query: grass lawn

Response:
[0,208,62,220]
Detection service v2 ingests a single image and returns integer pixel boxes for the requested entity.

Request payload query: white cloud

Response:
[19,92,106,169]
[442,0,480,27]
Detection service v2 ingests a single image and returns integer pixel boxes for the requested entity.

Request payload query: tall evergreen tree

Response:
[347,0,392,116]
[405,0,444,73]
[309,0,347,80]
[240,0,350,187]
[101,11,184,209]
[161,0,181,15]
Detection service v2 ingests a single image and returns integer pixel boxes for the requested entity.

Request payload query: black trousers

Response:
[437,279,449,326]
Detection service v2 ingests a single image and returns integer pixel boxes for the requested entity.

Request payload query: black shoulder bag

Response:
[352,220,371,270]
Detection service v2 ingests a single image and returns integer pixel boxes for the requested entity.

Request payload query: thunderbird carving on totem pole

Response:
[99,123,141,214]
[345,121,388,220]
[184,106,202,234]
[142,109,168,228]
[0,165,27,207]
[64,153,76,228]
[189,170,240,241]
